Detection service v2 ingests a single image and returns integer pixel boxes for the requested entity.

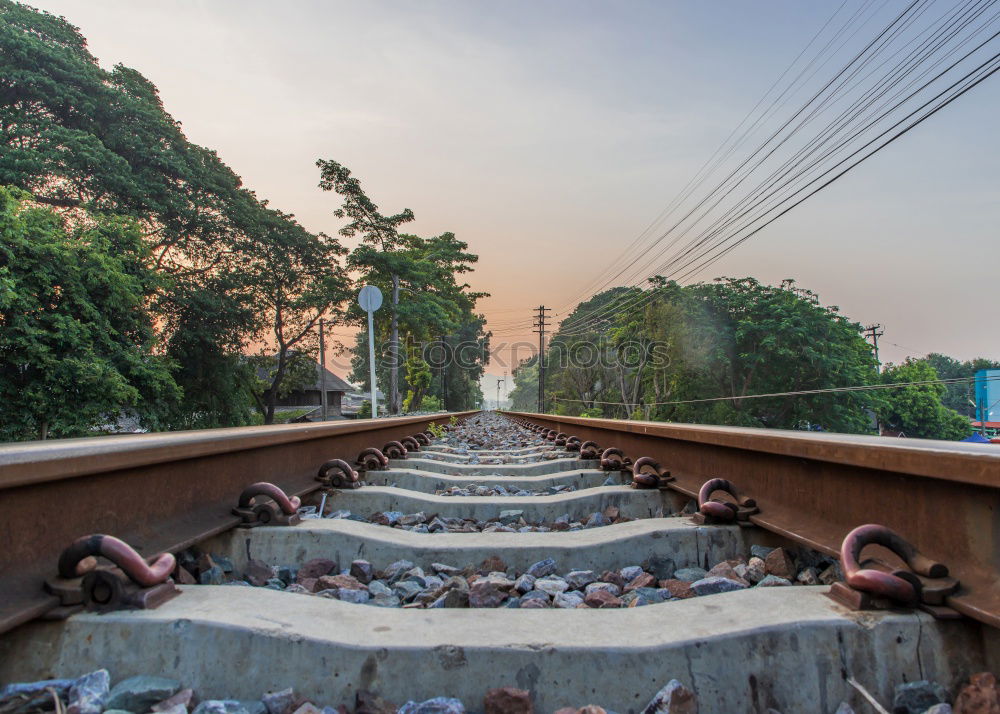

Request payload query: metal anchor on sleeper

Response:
[829,524,960,618]
[357,447,389,471]
[630,456,674,489]
[693,478,758,524]
[382,440,408,459]
[45,534,179,615]
[233,482,302,526]
[316,459,361,489]
[600,447,632,471]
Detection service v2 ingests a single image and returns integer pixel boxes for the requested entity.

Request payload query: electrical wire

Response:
[551,0,877,315]
[552,374,1000,407]
[555,6,1000,337]
[556,1,997,334]
[555,0,927,330]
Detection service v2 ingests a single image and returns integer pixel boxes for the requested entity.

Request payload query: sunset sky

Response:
[27,1,1000,394]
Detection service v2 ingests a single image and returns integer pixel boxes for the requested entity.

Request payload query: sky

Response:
[25,1,1000,397]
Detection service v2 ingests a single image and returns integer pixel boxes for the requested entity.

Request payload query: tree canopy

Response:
[0,2,492,437]
[0,186,177,439]
[512,277,976,440]
[876,359,971,440]
[319,159,489,414]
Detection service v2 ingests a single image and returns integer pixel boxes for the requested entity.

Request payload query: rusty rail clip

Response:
[357,447,389,471]
[828,524,960,618]
[44,535,178,616]
[564,436,582,452]
[316,458,361,489]
[414,432,431,446]
[600,447,632,472]
[693,478,758,525]
[579,441,601,460]
[232,482,302,526]
[382,440,408,459]
[630,456,674,489]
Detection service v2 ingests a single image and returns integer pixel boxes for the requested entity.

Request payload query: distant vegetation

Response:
[510,278,991,440]
[0,1,486,440]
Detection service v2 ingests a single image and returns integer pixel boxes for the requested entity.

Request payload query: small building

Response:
[271,363,354,416]
[975,370,1000,427]
[970,420,1000,439]
[342,388,385,416]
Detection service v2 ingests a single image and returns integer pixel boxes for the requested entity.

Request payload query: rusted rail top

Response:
[506,411,1000,627]
[0,412,475,635]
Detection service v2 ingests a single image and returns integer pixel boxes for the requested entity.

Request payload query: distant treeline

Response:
[510,278,993,440]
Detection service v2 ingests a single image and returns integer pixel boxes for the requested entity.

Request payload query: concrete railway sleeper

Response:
[3,411,1000,713]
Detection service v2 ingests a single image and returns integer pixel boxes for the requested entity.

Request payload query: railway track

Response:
[1,412,999,713]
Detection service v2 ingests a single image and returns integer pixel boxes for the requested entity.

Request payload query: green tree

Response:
[439,316,489,411]
[0,3,259,274]
[673,278,877,432]
[922,353,1000,417]
[317,158,414,414]
[160,273,258,429]
[876,359,971,440]
[240,208,351,424]
[0,186,178,440]
[546,287,641,417]
[3,2,349,429]
[516,277,879,432]
[318,162,491,415]
[509,358,539,412]
[248,349,320,419]
[402,349,432,412]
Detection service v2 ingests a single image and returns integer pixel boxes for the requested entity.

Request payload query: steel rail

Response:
[505,411,1000,628]
[0,412,476,635]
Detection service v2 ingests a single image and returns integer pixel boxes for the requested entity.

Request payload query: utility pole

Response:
[496,378,503,411]
[437,334,449,411]
[863,324,884,372]
[318,318,328,421]
[533,306,550,413]
[389,274,400,415]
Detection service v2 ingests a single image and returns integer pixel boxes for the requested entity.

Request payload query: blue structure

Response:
[975,369,1000,426]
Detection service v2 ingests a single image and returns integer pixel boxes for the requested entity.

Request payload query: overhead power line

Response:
[554,374,1000,408]
[559,6,1000,336]
[552,0,878,315]
[553,1,1000,338]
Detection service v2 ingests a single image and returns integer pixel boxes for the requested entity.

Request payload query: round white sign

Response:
[358,285,383,312]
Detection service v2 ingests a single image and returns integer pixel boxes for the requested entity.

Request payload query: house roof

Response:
[305,362,354,392]
[254,356,353,393]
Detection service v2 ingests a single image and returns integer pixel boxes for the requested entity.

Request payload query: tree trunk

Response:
[264,350,288,425]
[389,274,401,415]
[39,420,48,441]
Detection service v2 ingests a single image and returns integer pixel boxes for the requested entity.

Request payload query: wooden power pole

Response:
[863,324,884,372]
